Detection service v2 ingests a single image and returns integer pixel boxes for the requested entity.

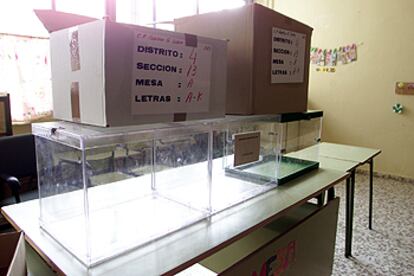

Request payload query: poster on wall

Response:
[310,43,358,67]
[131,32,212,115]
[271,27,306,84]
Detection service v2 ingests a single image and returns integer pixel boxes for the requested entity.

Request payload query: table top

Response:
[1,168,347,276]
[318,142,381,164]
[286,145,360,172]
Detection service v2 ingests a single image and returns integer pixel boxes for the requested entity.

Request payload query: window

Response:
[199,0,246,14]
[55,0,105,19]
[0,0,50,37]
[0,0,109,124]
[0,0,52,124]
[117,0,247,30]
[155,0,197,29]
[116,0,155,26]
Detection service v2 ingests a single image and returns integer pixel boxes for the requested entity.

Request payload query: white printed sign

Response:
[271,27,306,83]
[131,32,212,115]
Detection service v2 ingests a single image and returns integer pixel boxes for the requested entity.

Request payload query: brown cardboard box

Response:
[175,4,313,115]
[0,232,26,276]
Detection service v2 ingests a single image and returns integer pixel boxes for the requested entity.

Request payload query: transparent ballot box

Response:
[33,116,284,267]
[278,110,323,153]
[225,111,322,185]
[277,110,323,183]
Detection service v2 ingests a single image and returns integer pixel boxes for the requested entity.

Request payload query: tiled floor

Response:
[333,173,414,275]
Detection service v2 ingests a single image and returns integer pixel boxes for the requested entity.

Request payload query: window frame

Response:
[114,0,251,29]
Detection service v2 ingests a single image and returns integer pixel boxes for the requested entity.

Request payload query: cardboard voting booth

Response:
[175,4,313,115]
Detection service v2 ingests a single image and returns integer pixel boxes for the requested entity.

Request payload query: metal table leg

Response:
[350,170,355,250]
[327,187,335,201]
[369,159,374,230]
[316,192,325,207]
[345,175,351,257]
[345,170,356,258]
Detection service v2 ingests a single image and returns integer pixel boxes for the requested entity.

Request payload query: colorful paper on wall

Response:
[311,43,358,68]
[310,47,318,65]
[326,49,337,66]
[325,49,333,67]
[349,44,357,62]
[338,47,347,64]
[318,49,325,66]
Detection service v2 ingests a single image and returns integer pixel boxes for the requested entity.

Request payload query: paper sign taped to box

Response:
[271,27,306,83]
[131,32,212,115]
[234,131,261,167]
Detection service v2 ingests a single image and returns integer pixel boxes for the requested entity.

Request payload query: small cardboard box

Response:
[0,232,26,276]
[175,4,313,115]
[36,11,227,127]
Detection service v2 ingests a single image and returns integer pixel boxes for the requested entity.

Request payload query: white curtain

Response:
[0,34,52,123]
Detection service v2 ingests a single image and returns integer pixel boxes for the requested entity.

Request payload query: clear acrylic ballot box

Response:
[33,116,283,267]
[225,111,322,185]
[33,113,321,267]
[277,110,323,154]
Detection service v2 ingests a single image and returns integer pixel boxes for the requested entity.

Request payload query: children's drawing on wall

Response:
[311,43,358,73]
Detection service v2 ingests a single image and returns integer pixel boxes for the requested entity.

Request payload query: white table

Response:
[2,168,347,275]
[287,142,381,257]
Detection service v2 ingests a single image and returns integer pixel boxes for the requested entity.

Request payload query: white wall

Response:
[275,0,414,178]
